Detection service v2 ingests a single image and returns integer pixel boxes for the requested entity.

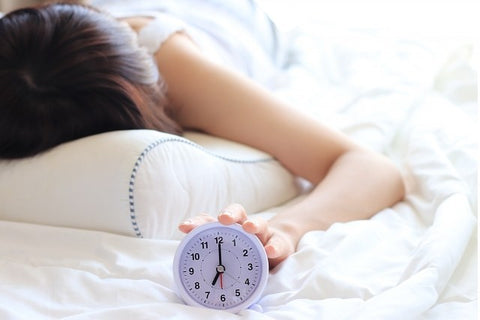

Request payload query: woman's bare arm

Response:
[154,33,405,267]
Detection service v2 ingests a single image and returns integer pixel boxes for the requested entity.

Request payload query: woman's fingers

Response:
[264,230,296,268]
[218,203,248,225]
[178,213,216,233]
[178,203,294,268]
[178,203,248,234]
[242,216,271,245]
[218,205,271,247]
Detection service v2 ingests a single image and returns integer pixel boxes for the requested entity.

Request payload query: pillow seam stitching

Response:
[128,136,276,238]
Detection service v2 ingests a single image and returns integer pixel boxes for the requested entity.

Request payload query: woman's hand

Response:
[178,203,296,269]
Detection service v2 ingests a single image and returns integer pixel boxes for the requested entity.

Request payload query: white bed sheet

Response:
[0,5,477,320]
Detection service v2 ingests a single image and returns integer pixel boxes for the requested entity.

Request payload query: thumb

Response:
[263,232,295,268]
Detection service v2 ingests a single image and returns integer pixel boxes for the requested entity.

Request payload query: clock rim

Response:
[172,221,269,313]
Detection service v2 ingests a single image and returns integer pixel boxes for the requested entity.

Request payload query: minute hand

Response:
[218,242,222,266]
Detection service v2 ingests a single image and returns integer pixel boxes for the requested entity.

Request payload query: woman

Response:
[0,1,405,268]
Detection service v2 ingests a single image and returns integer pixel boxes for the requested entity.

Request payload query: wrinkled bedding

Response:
[0,4,477,320]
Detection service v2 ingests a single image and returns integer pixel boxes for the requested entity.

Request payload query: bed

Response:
[0,2,477,319]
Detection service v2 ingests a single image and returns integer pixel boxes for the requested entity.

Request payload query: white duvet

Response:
[0,3,477,320]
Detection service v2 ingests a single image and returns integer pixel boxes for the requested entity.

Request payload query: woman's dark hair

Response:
[0,3,181,159]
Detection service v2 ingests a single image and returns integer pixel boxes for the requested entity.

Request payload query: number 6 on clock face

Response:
[173,222,269,313]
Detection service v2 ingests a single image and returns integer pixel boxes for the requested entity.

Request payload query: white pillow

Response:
[0,130,301,239]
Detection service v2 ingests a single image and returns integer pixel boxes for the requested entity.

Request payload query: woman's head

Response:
[0,2,181,159]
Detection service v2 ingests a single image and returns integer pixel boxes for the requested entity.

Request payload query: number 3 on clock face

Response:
[173,222,269,313]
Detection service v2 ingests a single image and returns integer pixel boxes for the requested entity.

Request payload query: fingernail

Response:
[220,209,233,217]
[244,220,255,228]
[183,219,193,225]
[266,245,278,258]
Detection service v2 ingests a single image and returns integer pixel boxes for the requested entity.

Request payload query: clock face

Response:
[173,222,269,313]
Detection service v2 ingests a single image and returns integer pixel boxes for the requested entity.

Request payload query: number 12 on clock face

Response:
[173,222,269,313]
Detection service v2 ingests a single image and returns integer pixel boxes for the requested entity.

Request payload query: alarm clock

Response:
[173,221,269,313]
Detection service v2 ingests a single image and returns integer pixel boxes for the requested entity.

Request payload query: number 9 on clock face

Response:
[173,222,269,313]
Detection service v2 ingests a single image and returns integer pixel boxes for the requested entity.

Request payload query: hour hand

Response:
[212,271,220,286]
[212,265,225,286]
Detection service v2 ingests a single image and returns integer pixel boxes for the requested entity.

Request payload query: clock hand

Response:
[218,242,222,266]
[211,242,225,287]
[212,271,220,286]
[212,270,225,288]
[212,265,226,287]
